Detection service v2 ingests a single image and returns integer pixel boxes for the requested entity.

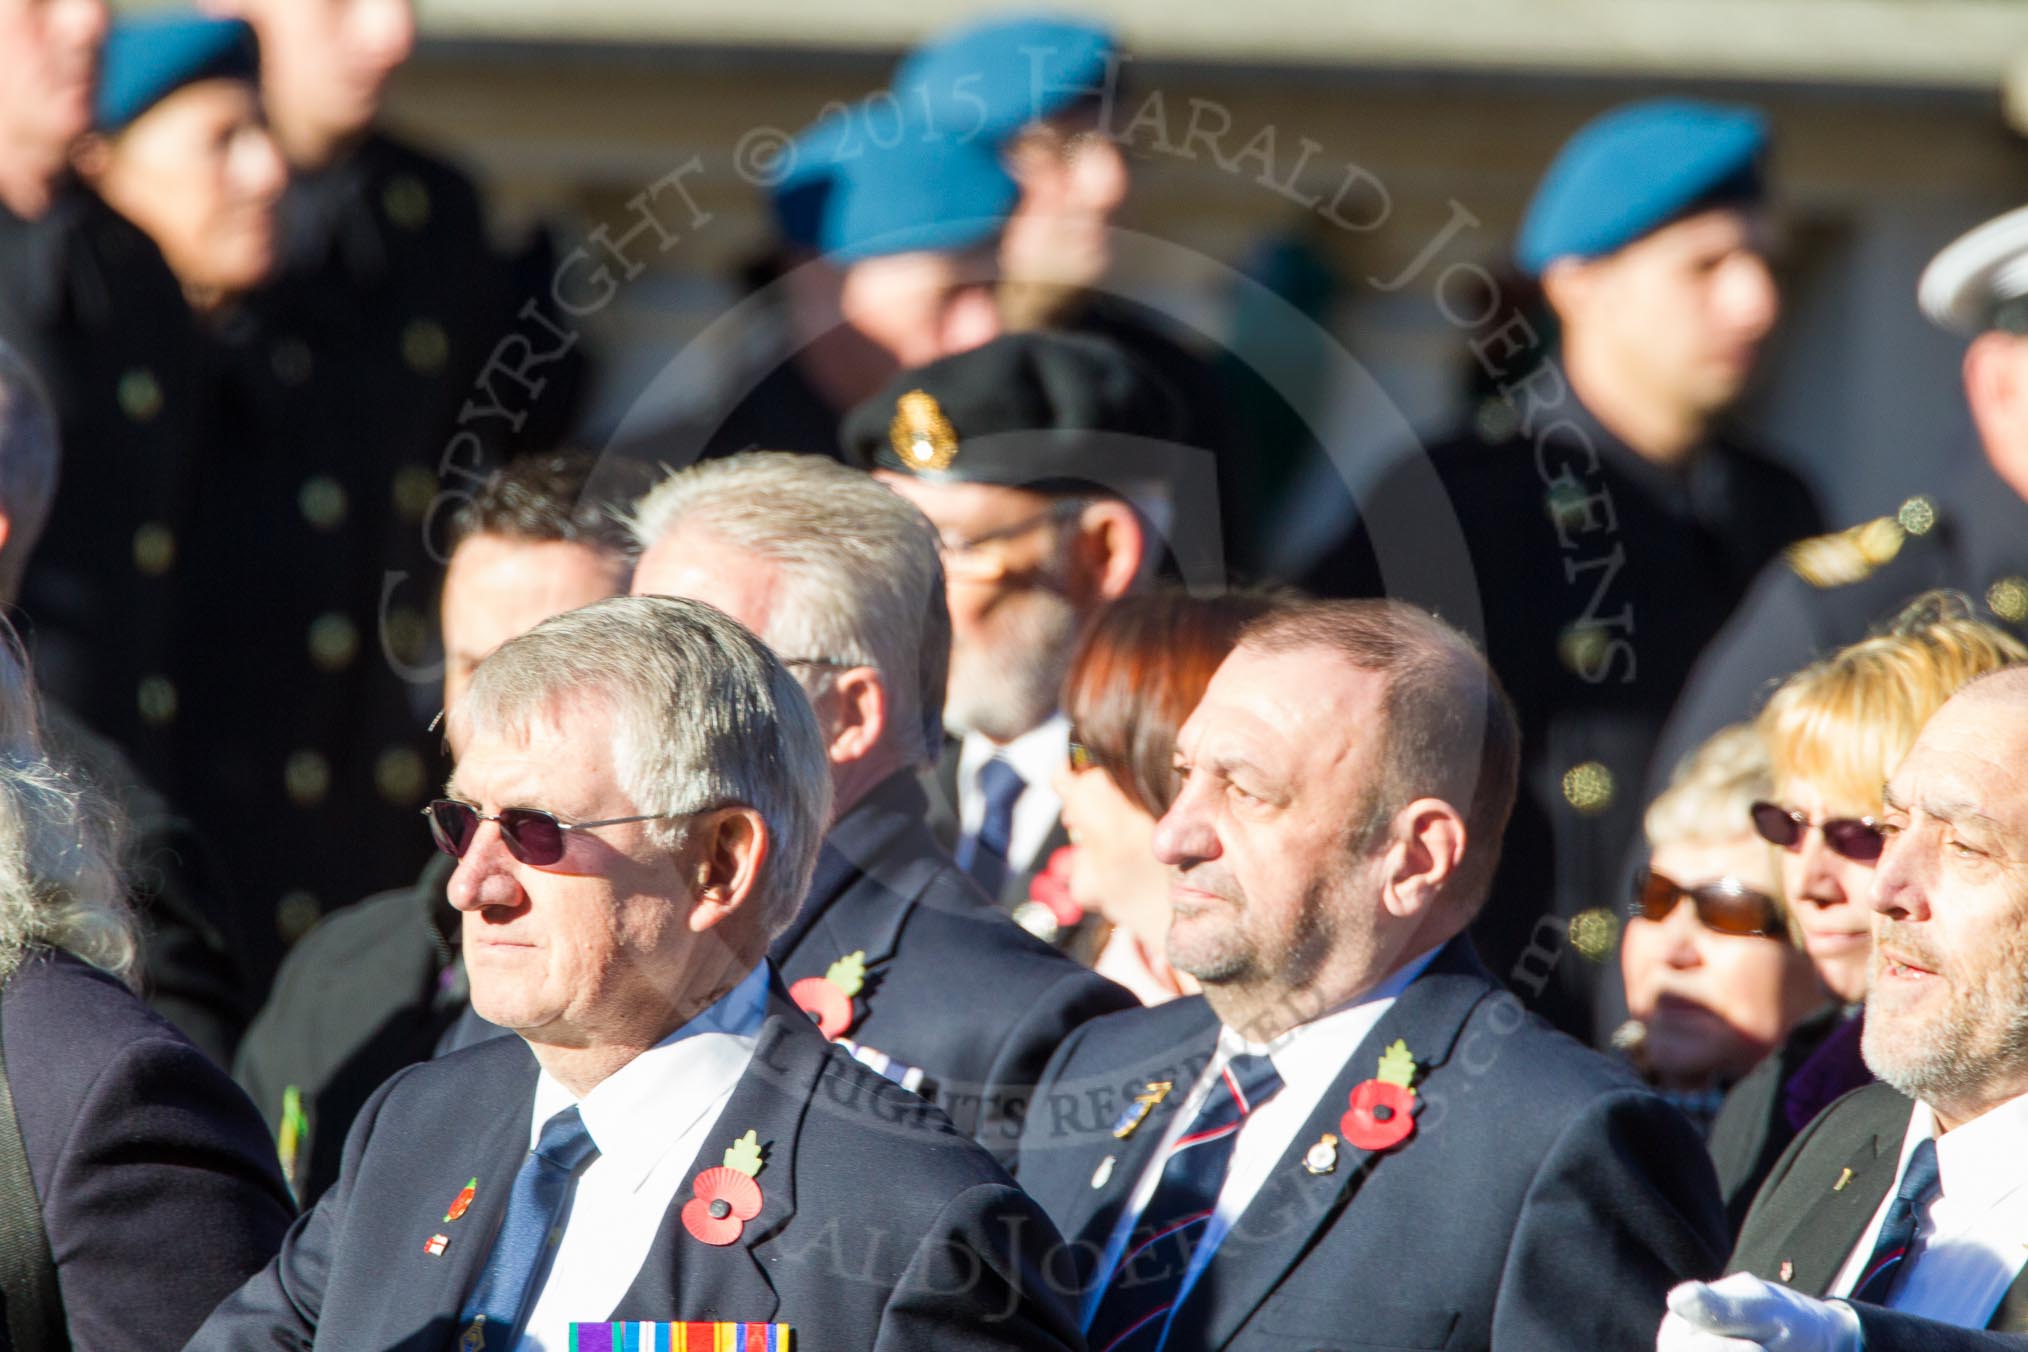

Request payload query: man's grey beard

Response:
[1863,921,2028,1118]
[944,589,1081,743]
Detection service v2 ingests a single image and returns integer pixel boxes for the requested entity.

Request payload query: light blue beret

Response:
[893,12,1116,145]
[776,104,1017,264]
[96,12,259,134]
[1514,99,1768,277]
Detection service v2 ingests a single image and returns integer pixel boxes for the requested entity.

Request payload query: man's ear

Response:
[1071,498,1145,602]
[820,666,886,767]
[1377,798,1467,920]
[686,806,771,933]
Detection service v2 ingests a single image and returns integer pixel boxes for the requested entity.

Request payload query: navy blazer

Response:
[186,977,1085,1351]
[1014,937,1729,1350]
[3,948,293,1350]
[772,773,1135,1160]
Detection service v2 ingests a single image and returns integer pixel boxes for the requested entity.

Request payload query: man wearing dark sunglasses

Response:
[234,453,638,1204]
[1666,669,2028,1350]
[628,450,1134,1164]
[190,595,1082,1352]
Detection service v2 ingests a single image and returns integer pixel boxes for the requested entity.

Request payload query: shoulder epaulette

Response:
[1783,516,1906,589]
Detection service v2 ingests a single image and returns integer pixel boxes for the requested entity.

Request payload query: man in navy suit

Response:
[628,450,1136,1161]
[188,596,1081,1351]
[1014,597,1729,1351]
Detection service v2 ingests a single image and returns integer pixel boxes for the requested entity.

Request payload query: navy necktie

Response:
[1085,1053,1285,1352]
[1850,1137,1942,1306]
[956,757,1025,897]
[455,1105,600,1351]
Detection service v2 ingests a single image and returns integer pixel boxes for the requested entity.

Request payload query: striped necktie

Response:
[455,1105,600,1350]
[1850,1137,1941,1306]
[1085,1053,1284,1352]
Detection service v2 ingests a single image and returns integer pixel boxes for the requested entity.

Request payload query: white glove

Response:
[1657,1273,1865,1352]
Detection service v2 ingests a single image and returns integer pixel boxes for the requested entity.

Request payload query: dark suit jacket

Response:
[923,739,1082,941]
[1707,1003,1863,1236]
[772,774,1135,1162]
[1730,1081,2028,1332]
[1014,937,1729,1350]
[187,978,1084,1351]
[3,948,294,1350]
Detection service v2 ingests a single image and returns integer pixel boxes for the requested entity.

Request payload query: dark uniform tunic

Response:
[1656,450,2028,780]
[0,186,214,788]
[1303,399,1821,1043]
[184,132,584,979]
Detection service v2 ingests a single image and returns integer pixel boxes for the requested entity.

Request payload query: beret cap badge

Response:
[890,390,959,472]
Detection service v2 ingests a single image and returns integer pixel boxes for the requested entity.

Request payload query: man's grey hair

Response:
[629,452,951,766]
[0,343,60,602]
[454,595,832,939]
[0,624,132,985]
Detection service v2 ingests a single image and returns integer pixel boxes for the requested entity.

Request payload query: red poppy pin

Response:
[789,951,866,1040]
[443,1177,477,1223]
[1340,1039,1419,1152]
[682,1130,766,1246]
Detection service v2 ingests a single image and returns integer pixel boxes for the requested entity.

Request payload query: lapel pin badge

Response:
[683,1129,766,1246]
[1091,1154,1116,1190]
[444,1177,477,1223]
[1111,1081,1174,1140]
[424,1233,449,1257]
[1303,1133,1340,1176]
[1341,1039,1420,1152]
[1833,1167,1854,1193]
[790,950,867,1040]
[1779,1260,1795,1283]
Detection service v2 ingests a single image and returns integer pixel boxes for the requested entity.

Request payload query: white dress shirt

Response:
[517,961,769,1351]
[1083,947,1442,1333]
[1828,1091,2028,1326]
[957,713,1069,878]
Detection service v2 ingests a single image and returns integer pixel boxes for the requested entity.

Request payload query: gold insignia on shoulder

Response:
[890,390,959,471]
[1784,516,1905,589]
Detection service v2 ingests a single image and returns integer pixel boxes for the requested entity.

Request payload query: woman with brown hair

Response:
[1049,588,1275,1004]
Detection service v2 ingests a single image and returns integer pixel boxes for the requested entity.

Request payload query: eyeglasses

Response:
[1749,801,1885,863]
[936,498,1088,582]
[422,798,683,867]
[1630,869,1783,939]
[1067,739,1099,773]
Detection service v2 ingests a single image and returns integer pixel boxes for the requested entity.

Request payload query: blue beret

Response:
[768,112,851,251]
[96,13,259,134]
[893,12,1116,145]
[798,113,1017,265]
[1515,99,1768,277]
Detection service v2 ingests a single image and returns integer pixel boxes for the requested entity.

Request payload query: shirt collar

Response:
[1217,944,1444,1082]
[530,960,770,1191]
[1910,1089,2028,1217]
[958,712,1070,798]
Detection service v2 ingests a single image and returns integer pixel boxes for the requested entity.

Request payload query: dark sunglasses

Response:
[422,798,682,867]
[1630,868,1784,939]
[1749,801,1885,863]
[1067,740,1100,773]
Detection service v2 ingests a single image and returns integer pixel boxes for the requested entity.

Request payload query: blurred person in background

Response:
[0,619,291,1349]
[849,332,1178,944]
[1615,724,1823,1138]
[628,450,1133,1161]
[3,12,246,802]
[177,0,587,986]
[234,453,638,1204]
[71,14,284,313]
[892,13,1248,565]
[1051,587,1275,1003]
[664,109,1012,464]
[0,0,103,223]
[1662,202,2028,774]
[1304,98,1822,1046]
[1705,593,2027,1229]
